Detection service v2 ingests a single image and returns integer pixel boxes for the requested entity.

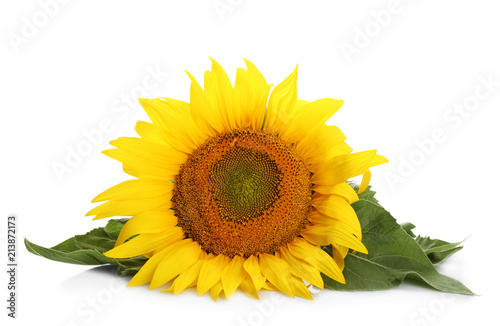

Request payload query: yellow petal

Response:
[261,282,278,291]
[91,178,173,203]
[289,276,313,300]
[197,254,231,295]
[295,125,350,164]
[150,240,202,289]
[221,255,246,298]
[243,59,271,130]
[331,244,347,271]
[102,148,178,180]
[233,67,249,128]
[116,210,178,246]
[312,150,377,186]
[301,224,367,254]
[358,169,372,194]
[356,154,389,193]
[210,281,224,302]
[205,58,234,130]
[165,251,207,294]
[279,247,324,289]
[127,245,171,287]
[140,98,205,153]
[186,71,223,135]
[110,137,187,166]
[288,238,345,284]
[280,98,344,142]
[311,195,362,236]
[258,253,294,297]
[135,121,166,145]
[239,275,260,299]
[104,227,184,258]
[312,182,359,204]
[307,209,361,240]
[264,66,298,132]
[243,255,267,291]
[86,196,171,220]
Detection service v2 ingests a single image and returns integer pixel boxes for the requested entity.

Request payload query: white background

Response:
[1,0,499,325]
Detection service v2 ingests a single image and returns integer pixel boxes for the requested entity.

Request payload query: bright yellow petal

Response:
[243,255,267,291]
[287,238,345,284]
[280,98,343,142]
[233,67,250,128]
[312,150,376,185]
[244,59,271,130]
[357,154,388,194]
[295,125,350,165]
[137,98,173,141]
[311,195,362,236]
[166,251,207,294]
[102,148,178,180]
[221,255,246,298]
[150,240,202,289]
[279,247,324,289]
[307,209,361,240]
[264,66,298,132]
[186,71,223,135]
[116,210,178,246]
[197,254,231,295]
[91,178,173,203]
[314,151,388,187]
[312,182,358,204]
[209,281,224,302]
[134,121,167,145]
[204,58,234,130]
[110,137,187,166]
[127,245,171,287]
[86,196,171,220]
[331,244,347,271]
[358,169,372,194]
[258,253,294,297]
[289,276,313,300]
[239,275,260,299]
[104,227,184,258]
[301,224,367,254]
[140,98,205,153]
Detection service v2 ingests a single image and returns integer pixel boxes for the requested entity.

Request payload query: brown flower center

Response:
[172,129,312,257]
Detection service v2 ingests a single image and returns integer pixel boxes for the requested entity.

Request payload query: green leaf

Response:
[349,183,379,206]
[399,221,465,266]
[104,218,130,238]
[414,236,464,266]
[25,218,145,276]
[323,186,474,295]
[115,256,149,276]
[400,222,417,238]
[25,238,116,265]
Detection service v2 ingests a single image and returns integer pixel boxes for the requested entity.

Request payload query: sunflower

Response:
[86,59,387,300]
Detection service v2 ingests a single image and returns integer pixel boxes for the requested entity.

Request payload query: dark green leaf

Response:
[25,238,115,265]
[73,227,117,252]
[25,218,146,276]
[400,222,417,238]
[104,218,130,238]
[399,222,464,265]
[115,256,149,276]
[323,186,474,295]
[415,236,464,266]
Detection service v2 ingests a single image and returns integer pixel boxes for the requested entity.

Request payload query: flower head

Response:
[87,59,387,300]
